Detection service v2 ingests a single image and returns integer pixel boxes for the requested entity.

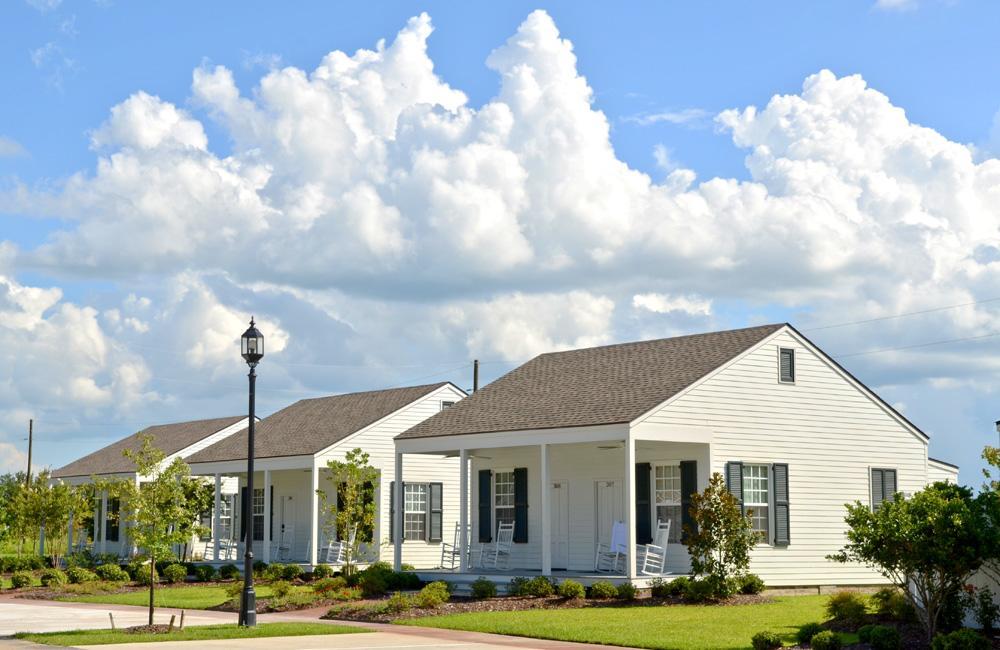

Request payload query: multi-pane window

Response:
[404,483,428,540]
[654,465,682,543]
[494,471,515,531]
[742,464,770,540]
[218,495,234,541]
[252,488,265,541]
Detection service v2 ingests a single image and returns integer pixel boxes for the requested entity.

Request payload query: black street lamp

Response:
[238,318,264,627]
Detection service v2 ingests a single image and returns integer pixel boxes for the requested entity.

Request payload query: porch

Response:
[393,422,712,584]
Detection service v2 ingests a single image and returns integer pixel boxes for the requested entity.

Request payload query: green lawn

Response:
[400,595,857,650]
[59,583,309,610]
[16,622,365,646]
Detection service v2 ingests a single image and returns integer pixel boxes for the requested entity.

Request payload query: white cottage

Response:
[392,323,959,588]
[51,415,250,557]
[186,382,467,569]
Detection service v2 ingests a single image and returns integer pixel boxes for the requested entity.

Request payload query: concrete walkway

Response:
[0,598,634,650]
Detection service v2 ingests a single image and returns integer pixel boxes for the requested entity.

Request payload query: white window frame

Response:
[493,468,516,534]
[252,487,265,541]
[652,463,683,543]
[777,347,795,384]
[403,483,428,541]
[869,467,898,511]
[743,463,771,544]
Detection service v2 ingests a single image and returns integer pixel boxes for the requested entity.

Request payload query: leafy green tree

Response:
[683,472,758,597]
[829,482,999,640]
[0,472,27,550]
[99,434,207,625]
[318,448,377,577]
[178,479,215,561]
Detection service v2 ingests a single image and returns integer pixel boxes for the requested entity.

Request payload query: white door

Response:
[594,479,624,554]
[549,480,569,569]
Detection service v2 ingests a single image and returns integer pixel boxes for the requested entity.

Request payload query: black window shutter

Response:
[883,469,897,503]
[725,461,744,511]
[389,481,396,542]
[772,464,790,546]
[779,348,795,382]
[428,483,443,542]
[362,481,374,543]
[513,467,528,543]
[106,498,120,543]
[269,487,273,541]
[635,463,652,544]
[871,469,884,510]
[680,460,698,542]
[337,482,346,540]
[478,470,492,543]
[239,486,247,539]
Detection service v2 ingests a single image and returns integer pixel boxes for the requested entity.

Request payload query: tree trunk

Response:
[148,555,155,626]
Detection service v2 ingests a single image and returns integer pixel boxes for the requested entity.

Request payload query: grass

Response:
[58,583,312,610]
[400,595,859,650]
[16,622,365,646]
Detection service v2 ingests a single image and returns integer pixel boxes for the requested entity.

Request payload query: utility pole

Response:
[473,359,479,393]
[26,418,33,486]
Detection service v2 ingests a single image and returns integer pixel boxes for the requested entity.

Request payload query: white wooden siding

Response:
[641,328,930,586]
[927,460,958,484]
[317,384,466,568]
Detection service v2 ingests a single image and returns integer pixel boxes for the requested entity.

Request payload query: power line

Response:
[834,331,1000,359]
[805,296,1000,332]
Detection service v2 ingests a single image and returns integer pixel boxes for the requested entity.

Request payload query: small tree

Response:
[829,482,998,640]
[684,472,758,596]
[100,434,206,625]
[318,448,377,577]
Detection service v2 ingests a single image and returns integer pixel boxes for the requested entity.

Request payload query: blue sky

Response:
[1,0,999,483]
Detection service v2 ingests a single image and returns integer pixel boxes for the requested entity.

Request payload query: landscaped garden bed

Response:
[14,622,365,647]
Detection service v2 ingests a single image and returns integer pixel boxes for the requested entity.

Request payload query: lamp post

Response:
[239,318,264,627]
[995,420,1000,447]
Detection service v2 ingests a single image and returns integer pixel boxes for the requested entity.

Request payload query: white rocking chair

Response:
[275,524,295,562]
[440,523,470,570]
[638,519,671,576]
[324,525,356,565]
[595,520,628,573]
[479,521,514,570]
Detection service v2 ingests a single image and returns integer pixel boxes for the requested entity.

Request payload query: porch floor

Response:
[416,568,685,591]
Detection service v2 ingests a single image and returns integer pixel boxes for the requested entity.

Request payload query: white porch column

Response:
[540,444,551,576]
[624,436,637,579]
[92,498,99,547]
[263,469,271,564]
[459,449,469,572]
[67,512,74,552]
[99,490,108,555]
[310,463,319,566]
[212,474,221,562]
[393,452,403,571]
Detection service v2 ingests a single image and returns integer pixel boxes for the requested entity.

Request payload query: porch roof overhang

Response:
[187,454,316,475]
[394,422,713,454]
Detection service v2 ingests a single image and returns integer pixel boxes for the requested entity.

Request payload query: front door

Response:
[549,480,569,569]
[594,479,624,557]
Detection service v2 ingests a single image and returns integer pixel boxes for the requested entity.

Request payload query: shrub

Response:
[263,563,285,581]
[313,564,333,579]
[871,587,915,621]
[797,622,825,645]
[253,560,268,577]
[270,579,292,599]
[192,565,216,582]
[10,572,32,589]
[738,573,766,595]
[219,564,240,580]
[588,581,618,600]
[523,576,554,598]
[750,630,782,650]
[224,581,242,608]
[133,564,158,586]
[415,581,451,608]
[930,629,990,650]
[617,583,637,600]
[66,567,98,584]
[809,630,842,650]
[359,572,387,598]
[471,577,497,600]
[825,591,868,628]
[662,576,690,597]
[282,564,303,581]
[94,564,128,582]
[683,577,721,603]
[858,624,876,643]
[314,576,348,594]
[385,591,412,613]
[162,564,187,584]
[40,569,67,587]
[507,576,530,597]
[869,625,901,650]
[969,586,999,633]
[558,579,585,600]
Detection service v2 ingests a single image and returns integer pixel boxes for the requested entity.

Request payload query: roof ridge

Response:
[295,381,451,404]
[534,323,787,358]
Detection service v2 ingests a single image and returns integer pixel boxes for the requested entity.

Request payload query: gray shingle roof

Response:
[186,383,454,463]
[397,324,786,440]
[51,416,245,478]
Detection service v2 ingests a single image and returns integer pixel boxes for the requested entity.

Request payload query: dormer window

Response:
[778,348,795,383]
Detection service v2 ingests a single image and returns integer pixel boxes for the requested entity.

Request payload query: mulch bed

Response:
[324,593,776,623]
[122,625,176,635]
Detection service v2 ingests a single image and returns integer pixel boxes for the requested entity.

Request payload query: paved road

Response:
[0,598,633,650]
